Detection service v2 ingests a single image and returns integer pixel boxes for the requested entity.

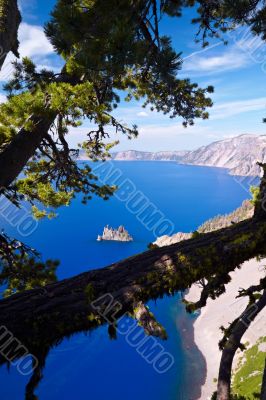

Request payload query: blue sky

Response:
[2,0,266,151]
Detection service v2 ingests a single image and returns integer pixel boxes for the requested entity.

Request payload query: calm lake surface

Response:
[0,162,250,400]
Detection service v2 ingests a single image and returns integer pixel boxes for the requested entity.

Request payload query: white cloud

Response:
[114,122,231,151]
[18,23,54,58]
[183,41,252,75]
[0,23,59,82]
[111,106,152,122]
[0,93,6,103]
[222,134,237,139]
[137,111,149,117]
[211,97,266,120]
[0,53,16,82]
[138,123,210,137]
[67,104,250,150]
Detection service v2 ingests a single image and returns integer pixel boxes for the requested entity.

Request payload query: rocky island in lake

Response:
[97,225,133,242]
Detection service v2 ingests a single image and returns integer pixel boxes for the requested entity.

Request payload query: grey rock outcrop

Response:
[97,225,133,242]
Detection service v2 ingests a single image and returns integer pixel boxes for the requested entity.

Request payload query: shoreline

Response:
[185,258,266,399]
[78,157,258,178]
[175,303,207,400]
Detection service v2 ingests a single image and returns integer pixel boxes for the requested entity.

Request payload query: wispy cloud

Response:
[137,111,149,117]
[138,123,216,138]
[183,42,251,75]
[115,123,229,151]
[211,97,266,120]
[183,42,223,61]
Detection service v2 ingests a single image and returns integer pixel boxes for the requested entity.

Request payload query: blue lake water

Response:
[0,162,250,400]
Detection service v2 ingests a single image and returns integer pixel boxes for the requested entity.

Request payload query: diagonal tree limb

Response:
[0,112,57,190]
[0,217,265,360]
[0,216,263,398]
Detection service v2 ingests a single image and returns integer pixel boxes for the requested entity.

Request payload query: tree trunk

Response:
[217,290,266,400]
[0,2,56,191]
[0,0,21,70]
[254,163,266,221]
[0,113,57,189]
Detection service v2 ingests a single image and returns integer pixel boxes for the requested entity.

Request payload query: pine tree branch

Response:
[0,67,81,192]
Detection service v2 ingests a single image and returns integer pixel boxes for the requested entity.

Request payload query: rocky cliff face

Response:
[111,134,266,176]
[182,134,266,176]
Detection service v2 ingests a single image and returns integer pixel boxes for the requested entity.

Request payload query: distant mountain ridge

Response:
[182,134,266,176]
[112,150,187,162]
[111,134,266,176]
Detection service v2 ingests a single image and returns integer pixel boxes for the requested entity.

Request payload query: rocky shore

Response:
[153,200,254,247]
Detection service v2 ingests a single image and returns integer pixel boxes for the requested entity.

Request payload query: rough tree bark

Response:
[0,0,21,70]
[0,0,54,192]
[254,163,266,222]
[0,113,57,189]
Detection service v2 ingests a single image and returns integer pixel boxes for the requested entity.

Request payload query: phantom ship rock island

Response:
[97,225,133,242]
